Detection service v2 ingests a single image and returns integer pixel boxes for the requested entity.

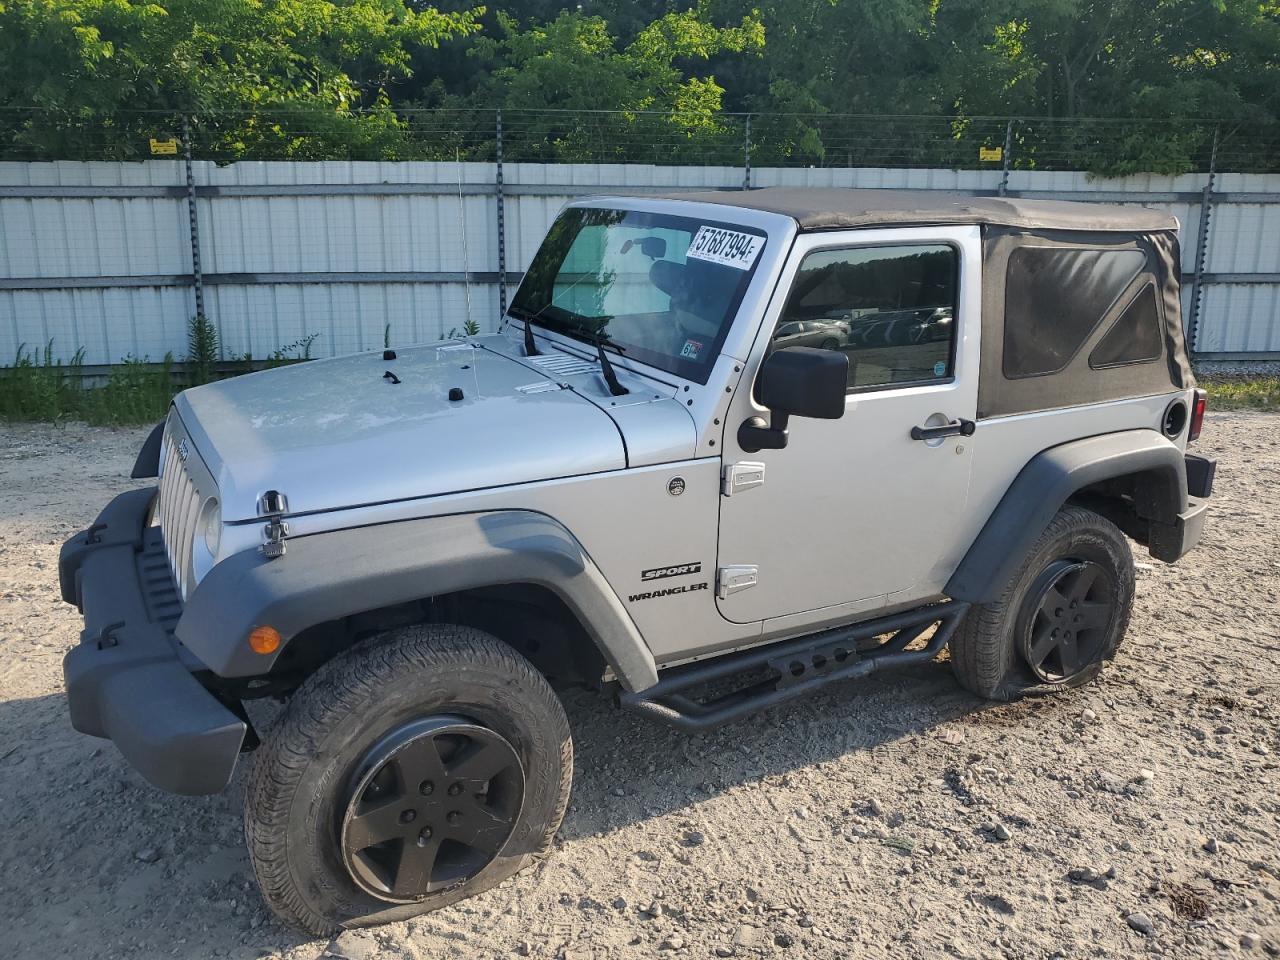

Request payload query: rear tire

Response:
[244,624,572,935]
[950,506,1134,701]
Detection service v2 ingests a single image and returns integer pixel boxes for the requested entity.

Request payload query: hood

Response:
[175,338,629,521]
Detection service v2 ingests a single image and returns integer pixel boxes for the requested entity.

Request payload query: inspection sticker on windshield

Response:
[686,226,763,270]
[680,338,705,360]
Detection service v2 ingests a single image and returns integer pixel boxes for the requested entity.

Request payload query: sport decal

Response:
[641,562,702,582]
[686,226,764,271]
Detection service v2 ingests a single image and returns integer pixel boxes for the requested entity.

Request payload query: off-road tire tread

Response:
[244,625,572,936]
[950,506,1134,701]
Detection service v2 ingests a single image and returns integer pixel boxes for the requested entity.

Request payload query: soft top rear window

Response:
[1089,283,1164,369]
[1003,247,1146,379]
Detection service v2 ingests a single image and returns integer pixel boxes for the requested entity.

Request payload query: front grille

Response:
[157,428,202,599]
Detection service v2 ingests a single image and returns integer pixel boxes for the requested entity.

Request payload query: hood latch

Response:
[258,489,290,559]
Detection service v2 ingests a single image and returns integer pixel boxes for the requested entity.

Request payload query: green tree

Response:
[934,0,1280,171]
[0,0,483,158]
[455,4,763,161]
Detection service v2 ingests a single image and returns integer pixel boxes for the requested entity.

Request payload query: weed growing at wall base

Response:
[1,319,321,424]
[1200,376,1280,411]
[81,355,179,425]
[0,343,179,424]
[0,342,86,420]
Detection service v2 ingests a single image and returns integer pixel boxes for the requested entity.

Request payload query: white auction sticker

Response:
[686,226,764,270]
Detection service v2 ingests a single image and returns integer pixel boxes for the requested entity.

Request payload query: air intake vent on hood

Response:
[527,353,599,377]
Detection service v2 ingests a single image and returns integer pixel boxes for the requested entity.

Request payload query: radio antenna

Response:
[456,147,474,334]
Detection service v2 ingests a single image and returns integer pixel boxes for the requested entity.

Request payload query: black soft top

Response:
[664,187,1179,234]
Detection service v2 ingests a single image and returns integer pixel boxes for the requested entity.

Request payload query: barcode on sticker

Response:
[686,226,763,270]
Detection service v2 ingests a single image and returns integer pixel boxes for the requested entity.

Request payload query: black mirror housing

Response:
[757,347,848,419]
[739,347,848,453]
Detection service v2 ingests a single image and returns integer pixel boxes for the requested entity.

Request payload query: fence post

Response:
[742,114,752,191]
[495,109,507,316]
[1188,125,1219,354]
[998,119,1014,197]
[182,116,206,321]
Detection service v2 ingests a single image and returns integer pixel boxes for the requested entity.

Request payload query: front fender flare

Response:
[176,510,659,692]
[945,429,1188,604]
[131,421,165,479]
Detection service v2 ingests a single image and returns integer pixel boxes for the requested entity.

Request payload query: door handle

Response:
[910,418,976,441]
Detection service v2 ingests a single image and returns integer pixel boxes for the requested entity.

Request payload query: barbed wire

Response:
[0,106,1275,173]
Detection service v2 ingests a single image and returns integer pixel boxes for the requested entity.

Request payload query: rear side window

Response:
[774,244,958,391]
[1089,283,1163,368]
[1003,247,1146,378]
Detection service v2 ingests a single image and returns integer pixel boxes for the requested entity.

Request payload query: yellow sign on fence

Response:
[149,138,179,156]
[979,145,1003,162]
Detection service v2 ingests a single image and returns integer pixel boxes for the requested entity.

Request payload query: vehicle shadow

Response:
[0,662,1052,958]
[554,657,1048,843]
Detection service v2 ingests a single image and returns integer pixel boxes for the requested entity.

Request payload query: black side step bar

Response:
[620,601,970,732]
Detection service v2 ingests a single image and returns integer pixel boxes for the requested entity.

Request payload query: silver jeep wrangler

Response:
[59,188,1215,933]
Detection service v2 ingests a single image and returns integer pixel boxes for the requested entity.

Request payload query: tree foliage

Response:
[0,0,481,156]
[0,0,1277,170]
[446,6,763,160]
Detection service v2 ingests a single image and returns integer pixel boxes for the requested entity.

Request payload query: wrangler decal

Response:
[629,582,710,603]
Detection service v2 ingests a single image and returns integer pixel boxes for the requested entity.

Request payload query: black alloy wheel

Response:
[1017,559,1116,683]
[340,716,525,903]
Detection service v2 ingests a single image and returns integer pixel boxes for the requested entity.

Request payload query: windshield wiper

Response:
[508,305,540,356]
[513,305,627,397]
[593,331,629,397]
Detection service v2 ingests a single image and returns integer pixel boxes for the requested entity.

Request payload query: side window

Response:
[1089,282,1164,368]
[1003,247,1146,378]
[773,244,958,390]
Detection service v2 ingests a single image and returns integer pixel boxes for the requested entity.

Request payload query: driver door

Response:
[716,226,982,626]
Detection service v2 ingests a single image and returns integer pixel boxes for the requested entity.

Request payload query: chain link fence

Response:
[3,104,1279,372]
[2,107,1278,174]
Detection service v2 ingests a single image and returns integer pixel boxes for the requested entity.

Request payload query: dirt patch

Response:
[1164,881,1213,921]
[1,413,1279,959]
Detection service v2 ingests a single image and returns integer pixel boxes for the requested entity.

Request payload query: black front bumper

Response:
[60,488,246,795]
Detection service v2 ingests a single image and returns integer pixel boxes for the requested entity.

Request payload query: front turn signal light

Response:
[248,625,282,655]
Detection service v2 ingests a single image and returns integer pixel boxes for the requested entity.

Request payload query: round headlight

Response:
[199,497,221,556]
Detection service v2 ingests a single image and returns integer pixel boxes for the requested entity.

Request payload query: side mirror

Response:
[739,347,848,452]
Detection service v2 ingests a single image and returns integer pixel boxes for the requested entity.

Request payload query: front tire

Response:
[244,625,573,935]
[950,506,1134,701]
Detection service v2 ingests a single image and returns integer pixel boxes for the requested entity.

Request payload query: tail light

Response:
[1187,389,1207,443]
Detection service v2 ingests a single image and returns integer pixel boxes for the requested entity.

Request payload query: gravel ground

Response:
[1,414,1278,960]
[1194,360,1280,378]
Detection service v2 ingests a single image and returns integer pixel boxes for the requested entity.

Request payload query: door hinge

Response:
[721,461,766,497]
[717,565,759,600]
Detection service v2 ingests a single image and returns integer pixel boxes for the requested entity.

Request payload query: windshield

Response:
[510,207,766,383]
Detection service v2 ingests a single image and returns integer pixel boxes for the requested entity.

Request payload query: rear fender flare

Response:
[946,429,1187,604]
[176,510,659,692]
